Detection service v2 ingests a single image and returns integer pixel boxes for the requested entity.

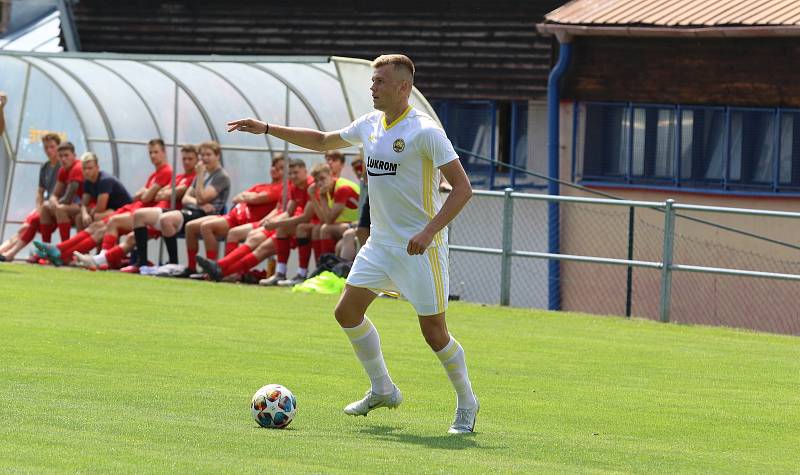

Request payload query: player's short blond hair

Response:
[372,54,415,82]
[80,152,98,164]
[310,162,331,179]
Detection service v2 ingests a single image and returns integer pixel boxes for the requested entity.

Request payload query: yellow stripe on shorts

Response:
[423,158,446,310]
[427,246,446,314]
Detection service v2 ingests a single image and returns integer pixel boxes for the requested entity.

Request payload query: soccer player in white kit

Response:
[227,54,478,433]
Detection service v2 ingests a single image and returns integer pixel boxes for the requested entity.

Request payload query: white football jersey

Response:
[340,106,458,248]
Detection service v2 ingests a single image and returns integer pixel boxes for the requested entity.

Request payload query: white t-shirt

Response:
[339,106,458,248]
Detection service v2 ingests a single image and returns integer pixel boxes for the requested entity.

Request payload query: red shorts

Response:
[102,202,145,224]
[224,212,250,229]
[147,225,160,239]
[24,209,40,225]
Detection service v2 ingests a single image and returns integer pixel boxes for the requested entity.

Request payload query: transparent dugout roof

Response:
[0,52,440,237]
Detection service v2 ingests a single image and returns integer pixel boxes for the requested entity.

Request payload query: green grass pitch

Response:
[1,264,798,474]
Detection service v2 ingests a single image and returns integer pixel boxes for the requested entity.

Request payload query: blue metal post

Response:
[547,40,572,311]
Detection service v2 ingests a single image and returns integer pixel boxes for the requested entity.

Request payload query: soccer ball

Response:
[251,384,297,429]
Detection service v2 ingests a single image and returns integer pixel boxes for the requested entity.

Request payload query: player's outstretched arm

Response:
[227,118,350,152]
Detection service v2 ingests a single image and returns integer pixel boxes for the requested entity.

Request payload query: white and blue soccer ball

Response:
[251,384,297,429]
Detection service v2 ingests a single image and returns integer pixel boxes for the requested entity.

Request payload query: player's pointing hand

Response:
[227,118,268,134]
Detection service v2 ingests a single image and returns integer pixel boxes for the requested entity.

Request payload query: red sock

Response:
[101,234,117,250]
[298,239,312,269]
[320,238,336,256]
[19,223,38,244]
[312,239,322,264]
[276,237,291,265]
[57,230,91,254]
[105,245,125,268]
[58,231,96,262]
[187,248,198,271]
[224,242,237,256]
[206,248,218,261]
[227,250,260,276]
[74,233,101,254]
[40,223,56,243]
[219,245,250,273]
[58,222,71,242]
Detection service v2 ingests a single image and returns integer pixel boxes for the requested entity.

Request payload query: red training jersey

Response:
[140,164,173,206]
[332,177,360,209]
[245,182,283,222]
[158,171,196,209]
[57,159,84,202]
[290,175,315,211]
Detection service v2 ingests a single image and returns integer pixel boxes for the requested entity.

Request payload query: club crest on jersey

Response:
[393,139,405,153]
[367,156,398,177]
[369,133,377,143]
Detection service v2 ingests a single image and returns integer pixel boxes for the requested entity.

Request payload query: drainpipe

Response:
[547,37,572,311]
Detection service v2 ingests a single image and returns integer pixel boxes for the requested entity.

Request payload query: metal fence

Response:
[448,189,800,336]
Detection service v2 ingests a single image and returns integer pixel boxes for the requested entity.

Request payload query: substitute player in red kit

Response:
[38,142,83,242]
[98,139,173,249]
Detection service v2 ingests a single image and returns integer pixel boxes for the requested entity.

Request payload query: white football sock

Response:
[94,250,107,267]
[435,335,477,409]
[297,267,308,278]
[276,262,287,275]
[342,316,394,395]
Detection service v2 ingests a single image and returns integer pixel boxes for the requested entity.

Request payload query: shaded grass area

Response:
[0,265,798,473]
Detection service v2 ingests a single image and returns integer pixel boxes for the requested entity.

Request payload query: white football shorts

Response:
[346,239,449,316]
